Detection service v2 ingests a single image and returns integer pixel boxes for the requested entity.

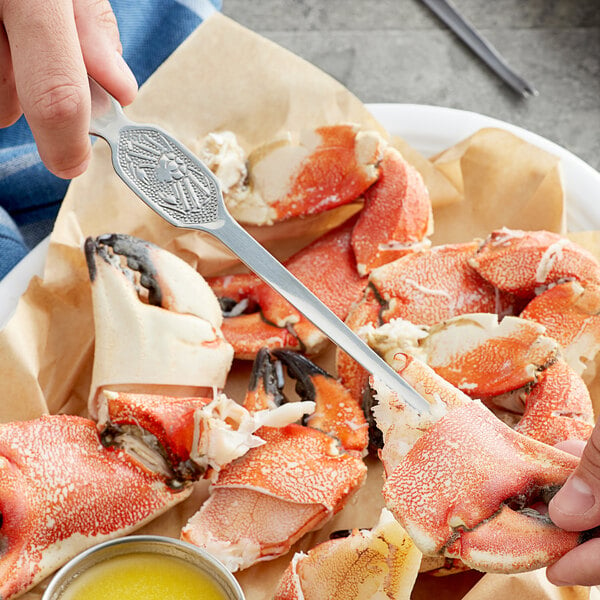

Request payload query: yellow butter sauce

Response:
[60,552,228,600]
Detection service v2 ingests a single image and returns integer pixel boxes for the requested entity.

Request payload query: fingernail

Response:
[114,51,138,89]
[553,476,595,516]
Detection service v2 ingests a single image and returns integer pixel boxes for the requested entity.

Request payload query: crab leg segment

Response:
[369,241,514,327]
[209,219,367,358]
[85,234,234,417]
[374,355,587,573]
[210,124,385,226]
[402,314,558,398]
[469,228,600,298]
[274,508,421,600]
[97,388,315,485]
[351,146,433,276]
[521,281,600,375]
[0,415,189,599]
[515,360,594,445]
[364,315,593,446]
[181,425,366,571]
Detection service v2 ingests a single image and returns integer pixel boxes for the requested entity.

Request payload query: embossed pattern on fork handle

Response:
[89,81,430,415]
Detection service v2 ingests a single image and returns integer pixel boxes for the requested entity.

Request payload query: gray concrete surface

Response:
[221,0,600,171]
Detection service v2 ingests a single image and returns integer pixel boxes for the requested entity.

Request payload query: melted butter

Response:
[61,552,228,600]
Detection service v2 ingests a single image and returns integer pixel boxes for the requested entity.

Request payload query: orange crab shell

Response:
[469,229,600,298]
[336,288,381,404]
[211,219,368,358]
[0,415,188,599]
[382,401,581,572]
[370,241,514,327]
[256,219,367,329]
[515,360,595,445]
[212,425,366,509]
[180,424,366,571]
[98,391,214,478]
[420,315,558,398]
[266,124,384,222]
[351,146,432,276]
[520,281,600,374]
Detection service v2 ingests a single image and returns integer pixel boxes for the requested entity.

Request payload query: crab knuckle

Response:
[28,79,86,127]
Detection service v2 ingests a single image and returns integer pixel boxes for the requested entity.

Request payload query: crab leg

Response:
[198,124,385,226]
[180,350,366,572]
[0,415,190,599]
[351,145,433,275]
[96,389,315,486]
[209,219,367,358]
[273,349,368,455]
[469,228,600,298]
[85,234,234,417]
[369,241,517,326]
[274,508,421,600]
[373,354,589,573]
[520,281,600,375]
[515,360,594,445]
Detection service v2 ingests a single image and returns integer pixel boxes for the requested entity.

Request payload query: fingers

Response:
[0,25,21,127]
[554,439,586,457]
[74,0,137,106]
[549,420,600,531]
[1,0,137,179]
[546,538,600,587]
[3,0,91,178]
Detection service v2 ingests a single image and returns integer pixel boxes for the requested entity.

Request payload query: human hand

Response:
[547,431,600,586]
[0,0,138,178]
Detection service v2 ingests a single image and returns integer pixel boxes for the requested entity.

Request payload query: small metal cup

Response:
[42,535,245,600]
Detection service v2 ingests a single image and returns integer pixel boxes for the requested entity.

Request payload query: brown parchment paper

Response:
[0,12,596,600]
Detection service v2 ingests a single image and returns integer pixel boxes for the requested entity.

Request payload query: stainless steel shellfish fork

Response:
[88,77,431,415]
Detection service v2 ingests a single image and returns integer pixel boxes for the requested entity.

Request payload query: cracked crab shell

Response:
[382,401,581,573]
[0,415,188,599]
[86,236,234,418]
[274,508,421,600]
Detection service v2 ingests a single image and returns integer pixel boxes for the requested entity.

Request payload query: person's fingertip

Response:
[50,151,91,180]
[554,439,587,457]
[552,475,596,518]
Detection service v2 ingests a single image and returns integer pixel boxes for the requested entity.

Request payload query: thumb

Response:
[549,422,600,531]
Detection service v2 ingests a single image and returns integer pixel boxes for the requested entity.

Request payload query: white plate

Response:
[2,103,600,328]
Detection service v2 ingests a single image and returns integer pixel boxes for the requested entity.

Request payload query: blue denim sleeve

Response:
[0,0,221,278]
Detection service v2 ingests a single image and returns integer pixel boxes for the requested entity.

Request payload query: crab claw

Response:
[368,241,515,327]
[273,349,368,454]
[274,508,421,600]
[0,415,189,599]
[390,314,558,399]
[181,424,366,572]
[97,388,316,485]
[351,146,433,276]
[469,228,600,298]
[85,234,234,418]
[521,281,600,375]
[515,360,594,445]
[209,219,367,358]
[202,124,385,226]
[373,354,589,573]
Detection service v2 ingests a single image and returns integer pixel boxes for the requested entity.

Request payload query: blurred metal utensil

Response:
[88,77,431,415]
[420,0,538,97]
